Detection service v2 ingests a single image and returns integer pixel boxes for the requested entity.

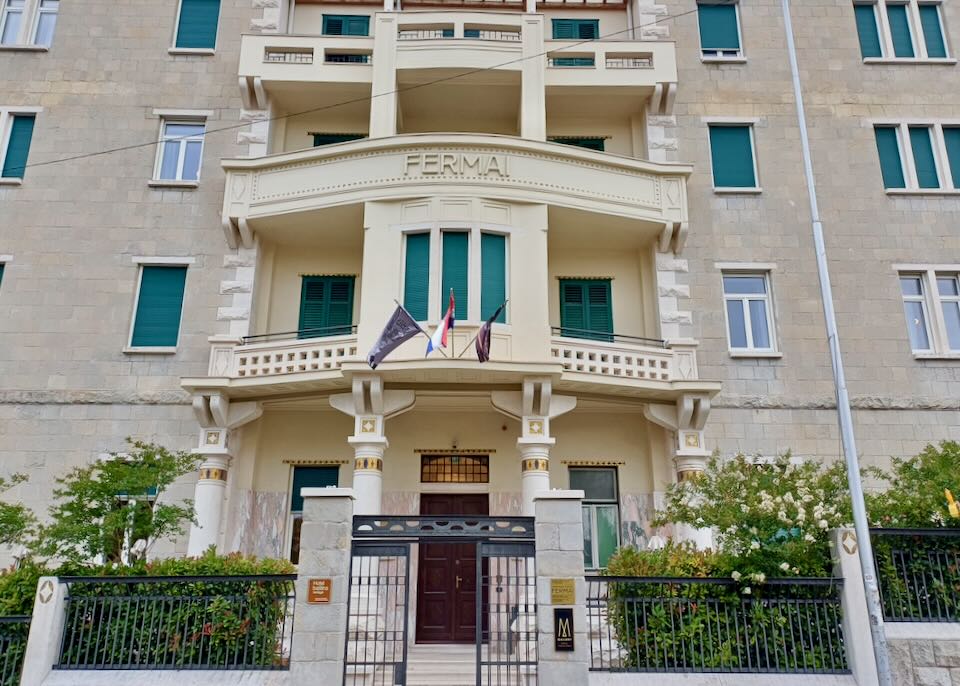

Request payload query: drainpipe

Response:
[779,1,893,684]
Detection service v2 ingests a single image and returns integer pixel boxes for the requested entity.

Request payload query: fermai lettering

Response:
[404,153,510,178]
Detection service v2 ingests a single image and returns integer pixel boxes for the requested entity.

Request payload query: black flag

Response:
[475,302,506,363]
[367,305,424,369]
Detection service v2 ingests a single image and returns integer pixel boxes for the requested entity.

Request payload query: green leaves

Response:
[864,441,960,528]
[0,473,35,549]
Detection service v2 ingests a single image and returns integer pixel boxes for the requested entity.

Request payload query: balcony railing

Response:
[586,576,848,673]
[871,528,960,622]
[550,328,673,382]
[242,324,358,344]
[264,47,313,64]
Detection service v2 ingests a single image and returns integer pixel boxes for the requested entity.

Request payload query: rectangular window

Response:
[2,113,35,179]
[708,124,757,189]
[480,233,506,323]
[548,137,605,151]
[570,467,619,570]
[0,0,24,44]
[918,3,947,57]
[900,275,933,351]
[322,14,370,36]
[898,270,960,354]
[404,233,430,321]
[944,127,960,189]
[887,3,916,57]
[874,126,906,188]
[937,275,960,350]
[311,133,365,147]
[908,126,940,188]
[551,19,599,39]
[31,0,56,46]
[854,3,883,57]
[559,279,613,342]
[175,0,220,50]
[421,455,489,484]
[155,120,205,182]
[722,272,775,352]
[441,231,469,321]
[298,275,355,338]
[289,466,339,564]
[697,2,742,57]
[130,265,187,349]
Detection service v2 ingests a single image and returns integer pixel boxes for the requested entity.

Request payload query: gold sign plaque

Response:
[551,578,575,605]
[308,578,332,604]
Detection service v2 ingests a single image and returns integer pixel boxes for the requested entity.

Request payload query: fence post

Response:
[20,576,66,686]
[290,487,355,686]
[832,527,880,686]
[534,489,589,686]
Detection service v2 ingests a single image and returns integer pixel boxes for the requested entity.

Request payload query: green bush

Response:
[864,441,960,528]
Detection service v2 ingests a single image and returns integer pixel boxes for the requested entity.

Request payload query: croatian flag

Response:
[426,290,455,356]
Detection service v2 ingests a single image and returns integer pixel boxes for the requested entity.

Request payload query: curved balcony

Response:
[220,133,691,243]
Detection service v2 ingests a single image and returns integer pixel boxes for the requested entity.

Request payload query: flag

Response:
[426,290,455,356]
[475,302,505,363]
[367,305,424,369]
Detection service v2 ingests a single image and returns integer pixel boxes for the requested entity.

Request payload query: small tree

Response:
[34,440,200,565]
[865,440,960,528]
[0,474,35,549]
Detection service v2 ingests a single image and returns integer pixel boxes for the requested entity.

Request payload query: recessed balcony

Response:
[544,39,677,91]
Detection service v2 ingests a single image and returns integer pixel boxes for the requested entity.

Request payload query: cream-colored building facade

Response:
[1,0,959,581]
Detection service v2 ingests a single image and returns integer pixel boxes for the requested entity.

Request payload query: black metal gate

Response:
[346,516,537,686]
[343,543,410,685]
[477,542,538,686]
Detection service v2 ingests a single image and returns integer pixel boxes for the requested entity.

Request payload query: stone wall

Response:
[889,625,960,686]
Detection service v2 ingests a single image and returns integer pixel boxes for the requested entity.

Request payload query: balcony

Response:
[545,39,676,90]
[394,12,524,71]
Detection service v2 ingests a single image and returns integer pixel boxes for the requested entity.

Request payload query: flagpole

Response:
[457,300,508,359]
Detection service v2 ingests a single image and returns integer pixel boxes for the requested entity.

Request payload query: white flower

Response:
[740,504,749,513]
[931,512,944,525]
[750,540,761,550]
[749,526,758,535]
[751,572,766,583]
[731,571,742,581]
[804,534,816,543]
[696,517,705,524]
[818,519,829,530]
[792,567,800,574]
[742,586,752,595]
[779,562,791,572]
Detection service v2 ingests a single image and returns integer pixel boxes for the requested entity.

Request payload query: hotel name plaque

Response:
[550,578,575,605]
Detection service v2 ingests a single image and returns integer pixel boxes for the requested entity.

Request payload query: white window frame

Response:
[895,265,960,357]
[569,466,621,571]
[29,0,56,46]
[702,117,762,194]
[399,223,512,326]
[870,120,960,193]
[0,0,55,48]
[697,0,746,62]
[124,256,194,354]
[0,106,42,185]
[170,0,219,54]
[857,0,955,62]
[720,269,779,357]
[152,117,206,185]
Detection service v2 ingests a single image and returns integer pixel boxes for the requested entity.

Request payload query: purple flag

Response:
[368,305,424,369]
[475,302,506,363]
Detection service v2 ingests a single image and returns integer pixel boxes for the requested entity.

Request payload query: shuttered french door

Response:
[559,279,613,342]
[298,276,355,338]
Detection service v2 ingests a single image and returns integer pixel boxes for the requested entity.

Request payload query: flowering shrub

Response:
[653,453,851,578]
[864,441,960,528]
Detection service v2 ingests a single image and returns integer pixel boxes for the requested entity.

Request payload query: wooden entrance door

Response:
[416,493,489,643]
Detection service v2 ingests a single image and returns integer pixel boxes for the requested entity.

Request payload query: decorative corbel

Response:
[658,222,688,256]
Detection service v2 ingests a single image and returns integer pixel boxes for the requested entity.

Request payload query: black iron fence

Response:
[55,575,296,670]
[0,616,30,686]
[585,576,848,674]
[872,528,960,622]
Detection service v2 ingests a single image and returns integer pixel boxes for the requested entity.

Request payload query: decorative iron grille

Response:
[353,516,534,540]
[585,576,848,673]
[478,543,537,685]
[421,455,489,484]
[0,616,30,686]
[872,528,960,622]
[55,575,296,670]
[344,543,409,685]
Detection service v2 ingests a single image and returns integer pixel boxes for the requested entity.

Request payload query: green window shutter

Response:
[709,125,756,188]
[697,3,740,51]
[480,233,506,323]
[441,232,468,321]
[290,466,339,512]
[323,15,369,36]
[909,126,940,188]
[854,4,882,58]
[551,19,598,39]
[551,57,595,67]
[2,114,35,179]
[298,276,355,338]
[0,264,4,289]
[404,233,430,321]
[549,137,605,151]
[131,266,187,347]
[943,127,960,189]
[175,0,220,49]
[919,4,946,58]
[886,4,915,57]
[312,133,365,147]
[464,28,479,38]
[560,279,612,340]
[874,126,906,188]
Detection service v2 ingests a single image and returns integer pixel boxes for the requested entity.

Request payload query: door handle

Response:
[456,575,463,589]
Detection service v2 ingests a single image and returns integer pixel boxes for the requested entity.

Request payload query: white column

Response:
[187,427,231,556]
[349,435,387,515]
[369,15,398,137]
[519,436,553,517]
[521,15,546,140]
